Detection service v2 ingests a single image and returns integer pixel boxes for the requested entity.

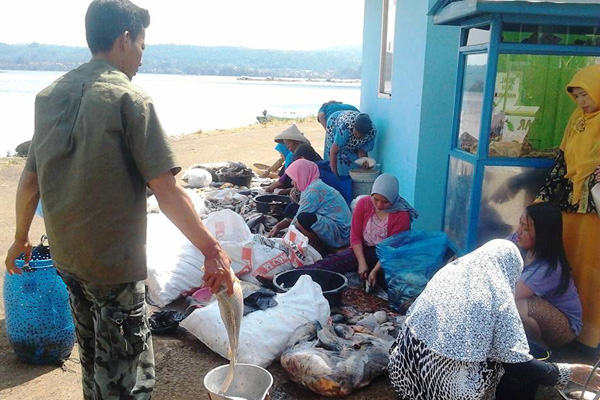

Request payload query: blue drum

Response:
[3,244,75,364]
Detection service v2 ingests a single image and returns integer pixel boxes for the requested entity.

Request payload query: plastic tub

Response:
[204,363,273,400]
[4,255,75,364]
[273,269,348,308]
[215,171,253,187]
[254,194,291,214]
[349,169,380,198]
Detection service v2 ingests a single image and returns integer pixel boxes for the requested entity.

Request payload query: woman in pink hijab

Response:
[285,159,351,254]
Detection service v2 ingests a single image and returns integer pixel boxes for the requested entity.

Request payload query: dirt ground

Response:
[0,120,593,400]
[0,120,397,400]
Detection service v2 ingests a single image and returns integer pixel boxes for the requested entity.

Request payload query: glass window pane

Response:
[476,165,550,247]
[466,26,491,46]
[444,157,474,250]
[490,54,598,158]
[457,53,487,154]
[379,0,395,96]
[502,23,600,47]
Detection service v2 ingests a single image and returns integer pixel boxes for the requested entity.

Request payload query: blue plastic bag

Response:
[376,230,448,313]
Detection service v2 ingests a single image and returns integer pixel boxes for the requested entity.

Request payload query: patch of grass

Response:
[0,156,26,169]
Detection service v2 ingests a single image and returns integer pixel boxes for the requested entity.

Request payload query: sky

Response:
[0,0,365,50]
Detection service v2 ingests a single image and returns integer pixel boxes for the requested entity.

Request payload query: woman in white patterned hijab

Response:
[388,239,600,400]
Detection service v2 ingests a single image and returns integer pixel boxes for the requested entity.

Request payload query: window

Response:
[379,0,396,97]
[489,54,598,158]
[457,53,488,154]
[502,24,600,47]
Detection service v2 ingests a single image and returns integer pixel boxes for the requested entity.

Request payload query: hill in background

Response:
[0,43,362,79]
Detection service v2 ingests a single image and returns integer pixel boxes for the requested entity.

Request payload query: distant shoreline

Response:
[0,43,362,80]
[0,68,361,84]
[237,76,360,84]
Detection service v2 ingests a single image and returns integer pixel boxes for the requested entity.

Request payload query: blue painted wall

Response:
[360,0,460,230]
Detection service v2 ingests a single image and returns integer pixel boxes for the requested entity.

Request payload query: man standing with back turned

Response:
[4,1,234,399]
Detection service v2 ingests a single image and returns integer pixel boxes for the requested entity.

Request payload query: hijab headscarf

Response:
[405,239,532,363]
[371,173,419,221]
[561,64,600,204]
[286,159,320,191]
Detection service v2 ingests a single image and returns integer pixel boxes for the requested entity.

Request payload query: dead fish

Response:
[331,314,346,324]
[215,269,244,394]
[356,315,379,332]
[246,213,265,230]
[317,325,343,352]
[334,324,354,340]
[374,311,387,324]
[351,325,374,334]
[287,320,319,348]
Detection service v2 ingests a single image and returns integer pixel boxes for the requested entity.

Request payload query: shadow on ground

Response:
[0,318,80,392]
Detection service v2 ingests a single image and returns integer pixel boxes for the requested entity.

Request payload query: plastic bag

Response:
[203,209,251,242]
[282,225,323,268]
[182,167,213,188]
[180,275,330,368]
[146,210,250,307]
[146,209,293,306]
[147,189,207,215]
[238,235,294,285]
[376,230,448,313]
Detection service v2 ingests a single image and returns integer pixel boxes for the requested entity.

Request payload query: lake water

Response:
[0,70,360,155]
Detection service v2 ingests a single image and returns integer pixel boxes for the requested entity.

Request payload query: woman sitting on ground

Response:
[271,159,351,254]
[388,239,600,400]
[262,124,310,182]
[266,144,352,203]
[510,202,582,349]
[304,173,417,288]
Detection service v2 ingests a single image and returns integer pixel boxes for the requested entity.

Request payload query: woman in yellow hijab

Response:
[537,64,600,349]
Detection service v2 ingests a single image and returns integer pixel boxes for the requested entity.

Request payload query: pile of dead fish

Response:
[203,195,253,215]
[244,212,280,235]
[281,311,405,397]
[197,190,281,235]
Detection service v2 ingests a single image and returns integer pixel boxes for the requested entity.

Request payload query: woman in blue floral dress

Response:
[324,111,377,177]
[285,159,351,254]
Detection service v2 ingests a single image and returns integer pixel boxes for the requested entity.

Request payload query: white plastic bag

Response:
[147,189,207,215]
[180,275,330,367]
[203,209,251,242]
[282,225,322,268]
[238,236,294,285]
[146,209,248,307]
[146,213,205,307]
[182,167,213,188]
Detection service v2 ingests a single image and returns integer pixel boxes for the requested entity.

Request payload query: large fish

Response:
[215,268,244,394]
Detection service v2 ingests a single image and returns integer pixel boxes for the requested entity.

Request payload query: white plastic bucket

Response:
[349,169,380,199]
[204,363,273,400]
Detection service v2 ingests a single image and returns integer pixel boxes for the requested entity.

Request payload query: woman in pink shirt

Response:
[304,173,418,288]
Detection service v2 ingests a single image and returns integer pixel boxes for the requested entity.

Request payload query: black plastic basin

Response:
[273,269,348,308]
[254,194,291,214]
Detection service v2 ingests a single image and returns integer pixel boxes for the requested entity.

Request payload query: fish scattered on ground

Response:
[281,312,400,397]
[215,269,244,394]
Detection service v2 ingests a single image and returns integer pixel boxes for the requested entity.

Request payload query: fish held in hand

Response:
[215,269,244,394]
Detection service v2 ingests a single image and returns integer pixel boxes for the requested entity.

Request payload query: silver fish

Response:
[215,269,244,394]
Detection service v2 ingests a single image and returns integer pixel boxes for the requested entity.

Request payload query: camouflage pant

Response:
[60,271,155,400]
